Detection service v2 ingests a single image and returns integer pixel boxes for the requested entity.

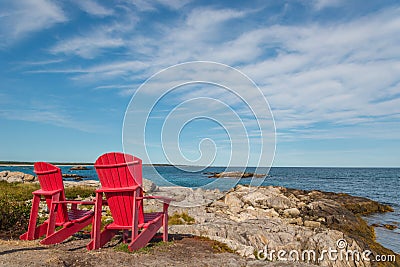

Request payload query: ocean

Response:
[1,165,399,253]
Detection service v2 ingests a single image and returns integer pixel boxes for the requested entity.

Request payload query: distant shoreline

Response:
[0,162,398,168]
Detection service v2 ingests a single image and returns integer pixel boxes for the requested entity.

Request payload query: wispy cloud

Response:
[126,0,192,11]
[0,96,101,132]
[312,0,345,10]
[0,0,66,46]
[49,31,125,58]
[73,0,113,17]
[0,108,99,132]
[19,3,400,142]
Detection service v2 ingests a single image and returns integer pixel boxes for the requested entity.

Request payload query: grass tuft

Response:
[64,186,95,199]
[168,212,195,225]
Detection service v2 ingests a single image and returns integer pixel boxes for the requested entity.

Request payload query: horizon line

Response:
[0,161,398,168]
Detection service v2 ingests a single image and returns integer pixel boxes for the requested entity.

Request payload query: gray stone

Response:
[303,220,321,228]
[142,178,158,193]
[283,207,301,217]
[23,174,36,182]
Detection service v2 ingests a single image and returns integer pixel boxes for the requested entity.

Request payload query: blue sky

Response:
[0,0,399,167]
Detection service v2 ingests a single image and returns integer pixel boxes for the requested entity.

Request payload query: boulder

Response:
[5,171,26,183]
[142,178,158,193]
[23,174,36,182]
[69,166,90,170]
[283,208,301,217]
[224,194,243,210]
[62,174,86,180]
[303,220,321,228]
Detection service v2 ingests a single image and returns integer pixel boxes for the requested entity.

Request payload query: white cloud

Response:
[0,0,66,45]
[312,0,344,10]
[50,31,125,58]
[74,0,113,17]
[0,108,99,132]
[126,0,191,11]
[24,4,400,142]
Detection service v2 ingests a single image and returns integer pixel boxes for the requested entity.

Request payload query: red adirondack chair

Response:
[87,152,172,251]
[20,162,94,245]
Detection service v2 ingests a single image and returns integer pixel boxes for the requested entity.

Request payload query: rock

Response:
[208,172,266,178]
[303,220,321,228]
[62,174,86,180]
[5,171,26,183]
[283,208,300,217]
[224,194,243,209]
[69,166,90,170]
[383,224,397,230]
[246,207,279,218]
[0,171,37,183]
[371,223,398,230]
[241,191,270,209]
[297,202,306,208]
[23,173,36,182]
[63,180,100,187]
[143,178,158,193]
[288,217,303,225]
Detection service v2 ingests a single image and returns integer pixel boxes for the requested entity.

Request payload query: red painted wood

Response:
[90,152,171,251]
[20,162,94,245]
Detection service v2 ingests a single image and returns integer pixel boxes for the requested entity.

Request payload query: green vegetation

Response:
[0,181,95,238]
[197,236,235,253]
[0,181,40,201]
[168,212,195,225]
[0,181,39,235]
[64,186,95,199]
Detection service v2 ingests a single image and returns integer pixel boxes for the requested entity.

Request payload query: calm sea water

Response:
[1,165,399,253]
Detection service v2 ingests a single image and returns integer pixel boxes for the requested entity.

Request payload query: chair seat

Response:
[68,209,94,222]
[144,212,164,223]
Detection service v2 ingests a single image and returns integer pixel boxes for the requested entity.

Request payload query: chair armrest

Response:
[32,189,62,196]
[52,200,95,205]
[141,196,174,203]
[96,186,140,193]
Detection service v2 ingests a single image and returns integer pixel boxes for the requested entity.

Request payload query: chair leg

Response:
[162,214,168,242]
[20,195,41,240]
[163,203,169,242]
[87,229,117,250]
[87,193,103,250]
[122,230,130,243]
[46,194,60,237]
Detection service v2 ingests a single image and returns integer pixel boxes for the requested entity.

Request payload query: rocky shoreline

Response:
[149,185,398,266]
[0,171,398,266]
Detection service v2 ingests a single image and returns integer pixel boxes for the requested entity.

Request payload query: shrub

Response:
[168,212,195,225]
[64,186,95,199]
[0,182,34,236]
